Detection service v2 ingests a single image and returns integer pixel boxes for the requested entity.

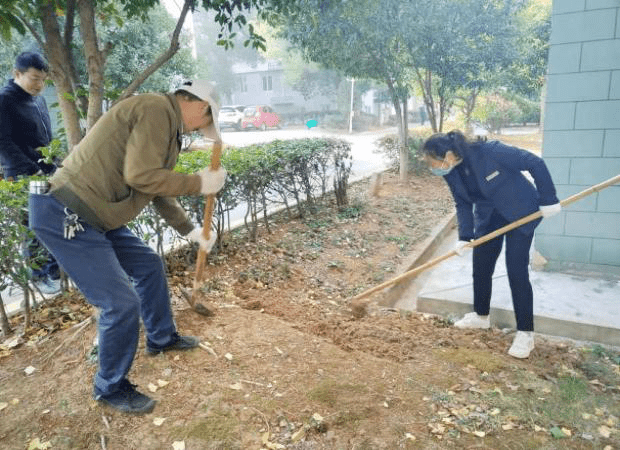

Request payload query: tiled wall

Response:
[537,0,620,272]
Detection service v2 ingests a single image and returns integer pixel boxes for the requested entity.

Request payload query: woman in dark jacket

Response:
[421,130,561,358]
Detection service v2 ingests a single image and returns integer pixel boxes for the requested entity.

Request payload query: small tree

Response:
[472,93,521,134]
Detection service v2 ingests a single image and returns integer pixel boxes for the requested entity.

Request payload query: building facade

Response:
[537,0,620,274]
[230,60,338,122]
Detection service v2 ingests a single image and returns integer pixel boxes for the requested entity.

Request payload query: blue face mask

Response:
[430,166,453,176]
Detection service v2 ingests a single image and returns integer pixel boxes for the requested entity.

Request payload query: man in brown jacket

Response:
[29,80,227,414]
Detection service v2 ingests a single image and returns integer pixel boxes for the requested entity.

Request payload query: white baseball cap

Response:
[177,80,222,143]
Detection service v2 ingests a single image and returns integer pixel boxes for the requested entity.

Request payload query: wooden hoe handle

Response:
[350,173,620,303]
[194,141,223,285]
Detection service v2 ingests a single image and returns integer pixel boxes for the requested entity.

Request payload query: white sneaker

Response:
[508,331,535,359]
[34,278,61,296]
[454,312,490,329]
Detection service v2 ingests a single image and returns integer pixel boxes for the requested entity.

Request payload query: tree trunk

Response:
[78,0,106,129]
[399,97,409,182]
[386,78,408,181]
[38,4,84,149]
[461,87,479,136]
[415,68,438,133]
[0,293,12,336]
[117,0,192,102]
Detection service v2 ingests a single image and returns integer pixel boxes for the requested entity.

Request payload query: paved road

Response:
[1,126,397,316]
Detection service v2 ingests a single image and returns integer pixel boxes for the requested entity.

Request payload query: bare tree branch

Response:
[117,0,194,102]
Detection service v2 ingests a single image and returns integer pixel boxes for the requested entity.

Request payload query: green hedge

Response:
[0,138,352,318]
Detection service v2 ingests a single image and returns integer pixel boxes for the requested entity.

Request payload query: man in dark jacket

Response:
[0,52,60,294]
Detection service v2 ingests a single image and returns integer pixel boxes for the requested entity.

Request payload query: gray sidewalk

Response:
[389,215,620,348]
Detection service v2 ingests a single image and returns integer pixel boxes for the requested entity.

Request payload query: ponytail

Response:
[422,129,470,159]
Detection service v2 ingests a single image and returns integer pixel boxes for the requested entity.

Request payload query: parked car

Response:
[218,105,245,131]
[241,105,281,131]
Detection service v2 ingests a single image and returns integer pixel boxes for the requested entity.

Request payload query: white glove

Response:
[454,240,472,257]
[540,203,561,218]
[187,227,217,252]
[198,167,227,195]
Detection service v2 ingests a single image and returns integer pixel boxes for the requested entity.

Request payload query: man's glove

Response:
[187,227,217,252]
[198,167,227,195]
[454,240,472,257]
[540,203,561,218]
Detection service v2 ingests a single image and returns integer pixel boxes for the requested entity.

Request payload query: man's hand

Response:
[454,240,472,257]
[540,203,561,218]
[187,227,217,252]
[198,167,227,195]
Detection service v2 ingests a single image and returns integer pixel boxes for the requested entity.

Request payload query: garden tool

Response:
[180,140,223,316]
[349,173,620,318]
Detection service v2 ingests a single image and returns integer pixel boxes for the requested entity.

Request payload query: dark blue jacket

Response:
[0,79,54,178]
[443,140,559,240]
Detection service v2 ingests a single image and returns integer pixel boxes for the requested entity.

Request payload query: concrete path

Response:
[390,217,620,348]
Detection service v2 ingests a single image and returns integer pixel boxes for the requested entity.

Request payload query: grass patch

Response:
[182,416,239,448]
[337,203,364,220]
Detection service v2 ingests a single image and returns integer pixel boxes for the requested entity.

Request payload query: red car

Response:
[241,105,281,131]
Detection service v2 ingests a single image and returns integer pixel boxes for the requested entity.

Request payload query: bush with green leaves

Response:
[132,137,353,250]
[0,177,51,332]
[472,93,522,134]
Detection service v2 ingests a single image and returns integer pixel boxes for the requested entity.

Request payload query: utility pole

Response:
[348,78,355,134]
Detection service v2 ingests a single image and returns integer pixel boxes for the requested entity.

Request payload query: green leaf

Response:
[549,427,566,439]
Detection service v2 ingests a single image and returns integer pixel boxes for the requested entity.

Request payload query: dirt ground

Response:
[1,160,619,449]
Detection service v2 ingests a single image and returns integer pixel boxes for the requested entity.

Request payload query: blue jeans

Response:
[29,193,177,396]
[472,210,535,331]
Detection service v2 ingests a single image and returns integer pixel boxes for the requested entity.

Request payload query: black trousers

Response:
[472,211,535,331]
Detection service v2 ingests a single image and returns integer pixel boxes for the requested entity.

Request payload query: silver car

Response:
[218,105,245,131]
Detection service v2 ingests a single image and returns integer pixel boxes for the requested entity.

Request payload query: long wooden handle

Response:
[350,173,620,303]
[194,141,223,284]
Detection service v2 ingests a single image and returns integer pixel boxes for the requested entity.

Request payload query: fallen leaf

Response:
[224,353,233,361]
[291,428,305,442]
[561,427,572,437]
[172,441,185,450]
[229,383,243,390]
[0,402,8,411]
[502,423,514,430]
[473,431,485,437]
[153,417,166,426]
[27,438,52,450]
[157,379,169,388]
[428,423,445,434]
[598,425,612,438]
[24,366,36,375]
[148,383,158,393]
[404,432,416,441]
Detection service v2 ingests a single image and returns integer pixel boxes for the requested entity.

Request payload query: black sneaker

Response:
[146,332,200,356]
[95,379,156,415]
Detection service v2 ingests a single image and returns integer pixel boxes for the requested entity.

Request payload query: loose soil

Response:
[1,141,619,449]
